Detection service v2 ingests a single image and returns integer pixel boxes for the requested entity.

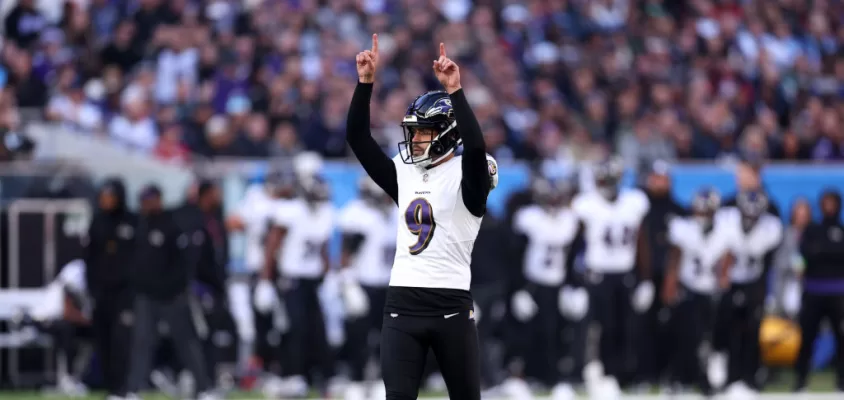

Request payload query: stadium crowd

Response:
[1,0,843,165]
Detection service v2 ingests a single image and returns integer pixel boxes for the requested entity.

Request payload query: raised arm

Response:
[347,33,398,204]
[434,43,489,217]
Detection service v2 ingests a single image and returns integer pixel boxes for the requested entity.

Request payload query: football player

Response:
[337,176,398,399]
[662,188,733,395]
[346,35,498,400]
[711,191,783,395]
[256,176,336,397]
[570,157,652,396]
[225,169,297,375]
[511,177,586,400]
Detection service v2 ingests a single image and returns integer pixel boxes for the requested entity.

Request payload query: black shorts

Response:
[380,310,480,400]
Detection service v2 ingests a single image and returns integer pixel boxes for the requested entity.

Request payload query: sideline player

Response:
[511,176,586,400]
[258,177,336,396]
[711,191,783,395]
[570,157,653,396]
[225,170,297,375]
[661,188,732,395]
[346,34,498,400]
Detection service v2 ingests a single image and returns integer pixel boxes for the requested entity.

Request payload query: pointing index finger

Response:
[372,34,379,54]
[439,42,446,58]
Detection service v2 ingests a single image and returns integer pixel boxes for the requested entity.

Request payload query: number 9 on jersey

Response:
[405,198,436,255]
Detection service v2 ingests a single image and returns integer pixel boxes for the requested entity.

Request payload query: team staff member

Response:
[794,190,844,391]
[174,180,229,382]
[639,160,686,385]
[125,185,215,399]
[83,178,136,399]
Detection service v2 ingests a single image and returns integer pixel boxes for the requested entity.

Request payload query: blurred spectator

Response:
[0,0,840,165]
[100,21,143,75]
[46,78,103,133]
[4,0,48,49]
[108,88,157,152]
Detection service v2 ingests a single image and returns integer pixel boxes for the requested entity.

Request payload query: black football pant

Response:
[381,310,481,400]
[588,271,640,384]
[524,283,572,386]
[126,293,212,395]
[795,292,844,390]
[345,285,388,382]
[669,287,715,394]
[472,282,508,388]
[282,278,333,385]
[713,282,764,389]
[91,290,133,396]
[639,272,673,384]
[249,274,286,373]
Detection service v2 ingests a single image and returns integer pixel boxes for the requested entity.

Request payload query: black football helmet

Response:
[691,187,721,228]
[302,175,330,204]
[398,91,461,167]
[736,190,769,230]
[532,176,574,210]
[265,168,297,199]
[594,157,624,200]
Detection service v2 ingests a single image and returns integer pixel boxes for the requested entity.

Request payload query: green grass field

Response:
[0,370,837,399]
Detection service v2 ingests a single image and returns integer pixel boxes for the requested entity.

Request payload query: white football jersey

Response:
[571,189,650,273]
[716,207,783,284]
[667,217,733,294]
[338,199,398,287]
[513,205,579,286]
[389,155,483,291]
[271,198,335,279]
[232,185,282,272]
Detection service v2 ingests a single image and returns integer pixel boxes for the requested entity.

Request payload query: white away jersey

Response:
[271,199,335,279]
[715,207,783,284]
[337,199,397,287]
[572,189,650,273]
[513,205,579,286]
[389,155,483,291]
[232,185,282,272]
[668,217,733,294]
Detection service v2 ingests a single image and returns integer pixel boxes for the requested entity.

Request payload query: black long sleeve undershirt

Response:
[450,89,489,217]
[346,82,398,204]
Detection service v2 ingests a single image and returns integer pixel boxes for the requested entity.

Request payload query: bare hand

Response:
[718,273,731,290]
[356,34,379,84]
[433,43,461,94]
[662,280,678,305]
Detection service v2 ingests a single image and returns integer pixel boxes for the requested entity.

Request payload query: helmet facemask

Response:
[692,189,721,231]
[737,191,768,231]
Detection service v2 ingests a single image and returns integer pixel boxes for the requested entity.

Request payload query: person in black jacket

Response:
[638,160,686,385]
[125,185,216,399]
[83,178,136,398]
[174,180,228,295]
[172,180,229,385]
[794,190,844,391]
